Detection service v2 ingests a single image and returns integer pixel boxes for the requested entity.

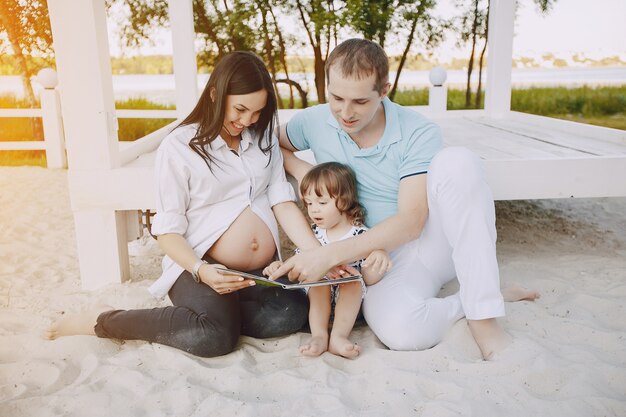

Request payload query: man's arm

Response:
[270,174,429,282]
[278,124,313,184]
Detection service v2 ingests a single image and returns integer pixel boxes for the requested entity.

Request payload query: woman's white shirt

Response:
[148,123,295,298]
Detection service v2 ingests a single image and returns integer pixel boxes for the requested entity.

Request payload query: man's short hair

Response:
[325,38,389,94]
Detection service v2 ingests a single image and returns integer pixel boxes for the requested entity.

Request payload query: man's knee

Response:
[363,302,442,351]
[430,147,483,184]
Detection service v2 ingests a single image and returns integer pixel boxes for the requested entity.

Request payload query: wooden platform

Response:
[70,109,626,214]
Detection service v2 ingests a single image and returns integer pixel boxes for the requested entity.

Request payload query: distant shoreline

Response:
[2,67,625,104]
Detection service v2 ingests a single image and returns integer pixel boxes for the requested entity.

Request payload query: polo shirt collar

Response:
[325,96,402,147]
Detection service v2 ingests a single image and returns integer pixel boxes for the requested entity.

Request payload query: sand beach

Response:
[0,166,625,416]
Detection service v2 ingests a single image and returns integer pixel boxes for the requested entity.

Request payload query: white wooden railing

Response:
[0,69,67,168]
[1,68,450,170]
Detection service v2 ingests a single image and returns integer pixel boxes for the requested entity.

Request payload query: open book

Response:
[215,267,363,290]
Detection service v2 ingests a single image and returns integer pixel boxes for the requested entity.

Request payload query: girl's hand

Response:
[326,264,361,280]
[362,250,392,276]
[199,263,255,295]
[263,260,283,277]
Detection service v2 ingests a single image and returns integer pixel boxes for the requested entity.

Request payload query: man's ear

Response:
[380,82,391,98]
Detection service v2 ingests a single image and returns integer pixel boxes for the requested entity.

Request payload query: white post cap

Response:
[35,68,58,89]
[429,67,447,87]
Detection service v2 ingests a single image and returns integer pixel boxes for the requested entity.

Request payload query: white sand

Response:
[1,166,625,417]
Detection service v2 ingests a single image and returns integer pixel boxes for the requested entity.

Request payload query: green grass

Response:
[2,86,625,166]
[115,98,176,141]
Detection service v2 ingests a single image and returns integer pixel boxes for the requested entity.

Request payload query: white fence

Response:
[0,68,448,170]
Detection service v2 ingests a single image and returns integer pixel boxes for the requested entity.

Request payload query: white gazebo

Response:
[46,0,626,290]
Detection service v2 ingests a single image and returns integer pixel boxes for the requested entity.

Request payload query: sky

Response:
[107,0,626,61]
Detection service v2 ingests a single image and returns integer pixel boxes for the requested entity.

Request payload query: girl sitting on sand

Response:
[264,162,391,359]
[46,51,322,357]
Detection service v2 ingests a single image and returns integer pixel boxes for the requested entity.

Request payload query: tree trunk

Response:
[269,5,294,108]
[0,3,41,139]
[389,15,418,101]
[465,0,480,108]
[275,79,308,109]
[313,43,326,104]
[475,1,490,109]
[258,5,284,108]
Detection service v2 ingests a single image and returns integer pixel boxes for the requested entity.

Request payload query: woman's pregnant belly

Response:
[208,207,276,271]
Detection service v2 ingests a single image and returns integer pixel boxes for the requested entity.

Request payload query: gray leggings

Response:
[94,268,308,357]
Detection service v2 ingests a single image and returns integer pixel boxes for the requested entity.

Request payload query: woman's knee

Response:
[183,326,239,358]
[241,289,309,338]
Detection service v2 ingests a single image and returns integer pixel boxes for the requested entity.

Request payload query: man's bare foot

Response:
[502,286,541,302]
[44,304,114,340]
[467,318,511,361]
[299,335,328,357]
[328,335,361,359]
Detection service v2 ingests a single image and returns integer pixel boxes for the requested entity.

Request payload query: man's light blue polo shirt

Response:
[286,97,443,227]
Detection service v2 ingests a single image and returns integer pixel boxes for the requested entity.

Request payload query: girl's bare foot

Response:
[44,304,114,340]
[502,286,541,302]
[299,335,328,357]
[467,318,511,361]
[329,335,361,359]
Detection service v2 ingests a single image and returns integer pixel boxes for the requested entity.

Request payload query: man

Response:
[271,38,536,359]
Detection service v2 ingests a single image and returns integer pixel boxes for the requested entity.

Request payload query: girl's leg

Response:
[94,271,241,358]
[328,281,363,359]
[299,286,331,357]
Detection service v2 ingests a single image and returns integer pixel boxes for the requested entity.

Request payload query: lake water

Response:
[1,67,625,104]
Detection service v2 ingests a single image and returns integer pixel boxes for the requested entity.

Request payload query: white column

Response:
[484,0,516,117]
[36,68,67,169]
[428,67,448,113]
[169,0,198,118]
[48,0,129,289]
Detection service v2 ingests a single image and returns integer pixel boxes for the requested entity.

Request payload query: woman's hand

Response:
[199,263,255,295]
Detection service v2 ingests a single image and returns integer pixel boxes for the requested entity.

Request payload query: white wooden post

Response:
[35,68,67,169]
[428,67,448,113]
[169,0,198,118]
[484,0,516,117]
[48,0,130,289]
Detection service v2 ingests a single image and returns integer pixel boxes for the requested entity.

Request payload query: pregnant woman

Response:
[46,51,320,357]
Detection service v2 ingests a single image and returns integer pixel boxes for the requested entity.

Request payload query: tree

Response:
[345,0,442,101]
[388,0,443,100]
[0,0,53,109]
[110,0,308,108]
[456,0,557,109]
[455,0,487,108]
[288,0,344,104]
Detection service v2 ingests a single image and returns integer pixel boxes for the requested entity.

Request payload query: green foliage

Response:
[110,55,173,74]
[2,86,625,166]
[510,86,626,117]
[108,97,174,142]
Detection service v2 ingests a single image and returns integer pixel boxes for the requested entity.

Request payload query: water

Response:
[1,67,625,105]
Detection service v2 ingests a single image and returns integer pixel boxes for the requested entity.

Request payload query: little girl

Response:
[264,162,391,359]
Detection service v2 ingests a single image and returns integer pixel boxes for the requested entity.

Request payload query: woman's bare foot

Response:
[502,286,541,302]
[467,318,511,361]
[299,335,328,357]
[44,304,114,340]
[328,335,361,359]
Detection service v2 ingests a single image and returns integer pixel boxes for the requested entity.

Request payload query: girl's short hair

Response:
[300,162,365,226]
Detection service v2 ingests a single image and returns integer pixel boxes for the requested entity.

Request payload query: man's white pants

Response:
[362,147,505,350]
